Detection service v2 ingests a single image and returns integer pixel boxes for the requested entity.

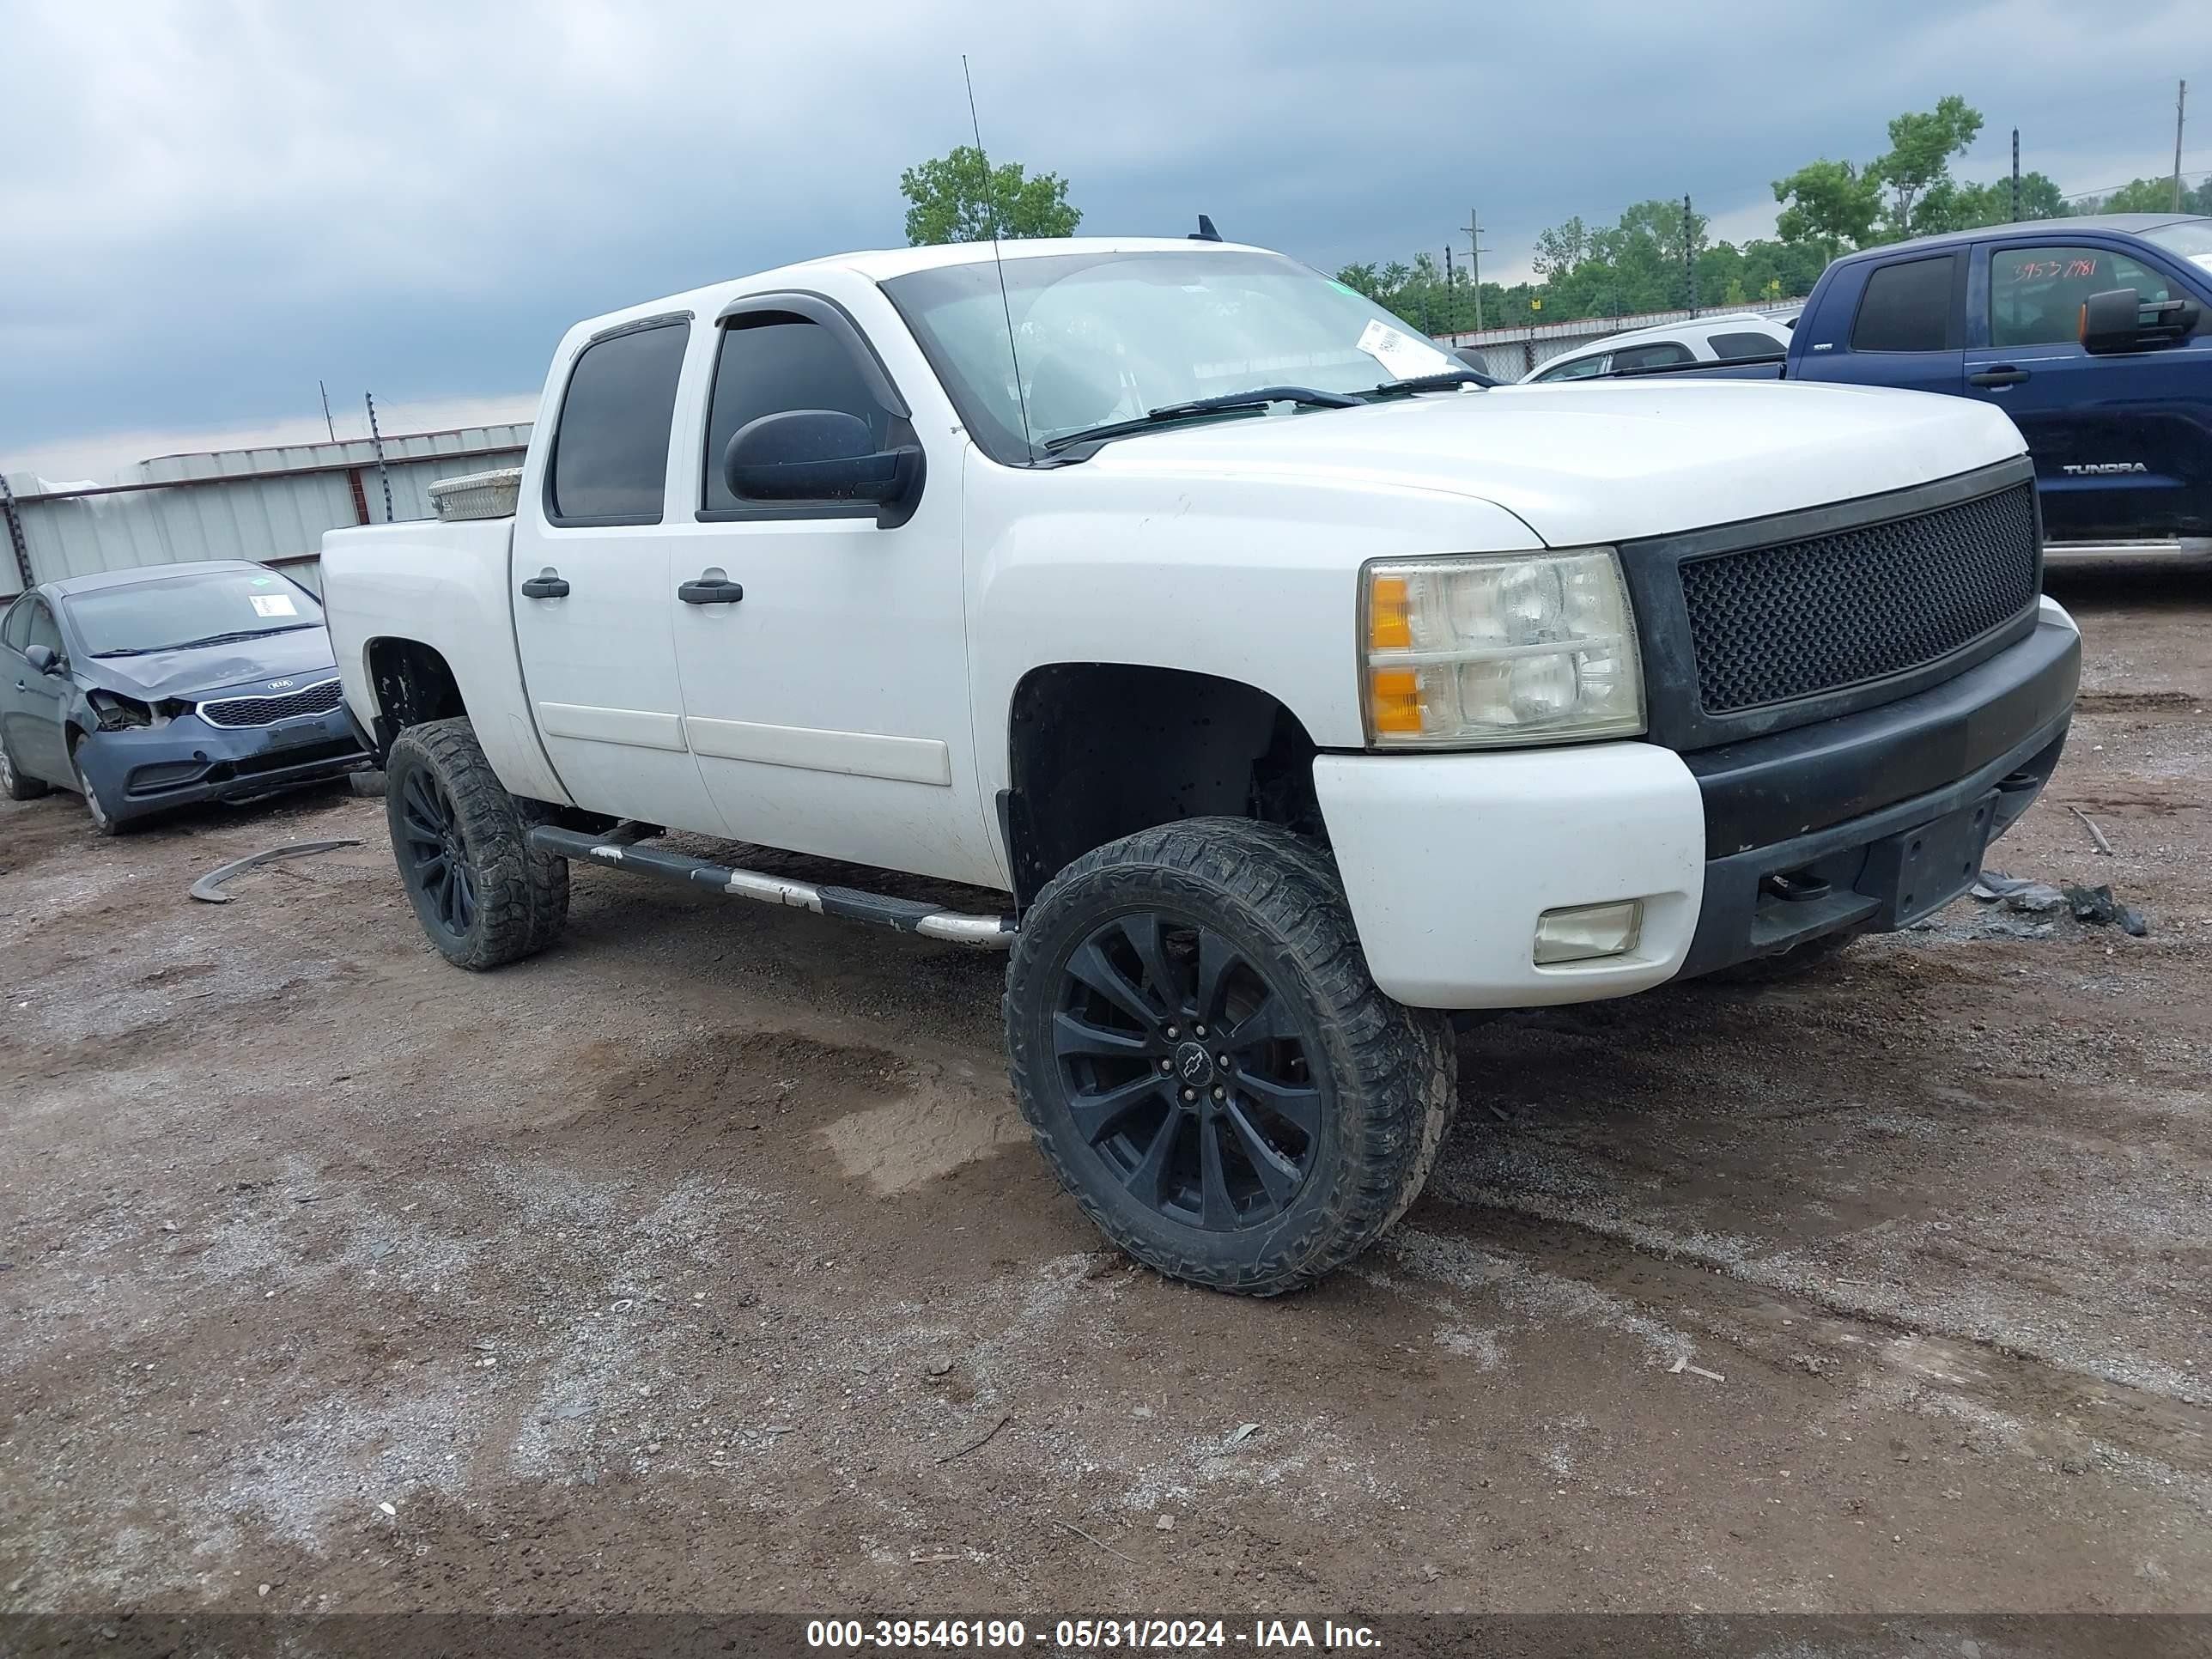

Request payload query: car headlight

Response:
[1360,548,1644,748]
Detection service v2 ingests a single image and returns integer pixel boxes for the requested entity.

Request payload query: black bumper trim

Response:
[1686,617,2081,859]
[1678,668,2072,980]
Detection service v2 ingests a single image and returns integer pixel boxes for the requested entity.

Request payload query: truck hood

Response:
[1085,380,2027,546]
[76,626,339,702]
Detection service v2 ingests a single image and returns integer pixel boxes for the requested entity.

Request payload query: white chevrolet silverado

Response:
[322,236,2081,1294]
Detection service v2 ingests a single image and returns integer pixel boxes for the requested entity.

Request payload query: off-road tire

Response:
[0,731,49,801]
[1699,929,1859,986]
[385,718,568,969]
[1005,817,1455,1296]
[70,745,123,836]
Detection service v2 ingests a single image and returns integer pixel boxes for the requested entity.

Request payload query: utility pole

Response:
[2010,128,2020,222]
[1683,195,1698,317]
[319,380,337,443]
[1443,245,1456,331]
[2176,81,2190,212]
[1462,209,1489,333]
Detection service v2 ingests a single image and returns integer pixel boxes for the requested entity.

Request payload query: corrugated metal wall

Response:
[2,425,531,599]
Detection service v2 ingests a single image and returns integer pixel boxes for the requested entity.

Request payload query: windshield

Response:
[67,568,325,657]
[881,250,1460,462]
[2142,218,2212,276]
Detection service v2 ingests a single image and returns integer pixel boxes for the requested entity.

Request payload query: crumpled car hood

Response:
[76,626,340,701]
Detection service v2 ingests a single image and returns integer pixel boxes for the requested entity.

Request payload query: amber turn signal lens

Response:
[1370,669,1422,733]
[1368,575,1412,650]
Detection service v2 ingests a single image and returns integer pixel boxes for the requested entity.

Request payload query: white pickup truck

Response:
[322,235,2081,1294]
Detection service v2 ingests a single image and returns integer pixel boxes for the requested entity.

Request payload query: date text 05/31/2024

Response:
[805,1619,1383,1650]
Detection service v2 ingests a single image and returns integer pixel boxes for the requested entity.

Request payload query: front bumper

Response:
[75,705,371,823]
[1313,599,2081,1009]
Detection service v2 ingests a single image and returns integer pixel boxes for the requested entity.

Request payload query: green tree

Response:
[1532,216,1594,279]
[899,146,1080,246]
[1870,94,1984,238]
[1772,158,1883,257]
[1914,170,2066,233]
[2069,175,2212,215]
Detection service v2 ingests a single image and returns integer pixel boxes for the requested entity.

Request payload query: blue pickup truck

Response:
[1631,214,2212,560]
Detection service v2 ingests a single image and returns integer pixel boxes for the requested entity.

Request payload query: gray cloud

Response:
[3,0,2202,471]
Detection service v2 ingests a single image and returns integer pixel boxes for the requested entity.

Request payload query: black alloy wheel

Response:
[396,763,477,939]
[1053,910,1323,1231]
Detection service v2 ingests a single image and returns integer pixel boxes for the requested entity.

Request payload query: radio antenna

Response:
[963,54,1035,459]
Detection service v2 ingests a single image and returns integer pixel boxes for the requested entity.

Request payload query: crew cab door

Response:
[510,315,722,832]
[1966,234,2212,543]
[665,291,1001,889]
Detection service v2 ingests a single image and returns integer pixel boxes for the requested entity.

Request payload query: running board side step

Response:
[526,824,1016,950]
[2043,536,2211,564]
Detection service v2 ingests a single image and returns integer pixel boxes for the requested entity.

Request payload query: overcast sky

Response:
[3,0,2203,479]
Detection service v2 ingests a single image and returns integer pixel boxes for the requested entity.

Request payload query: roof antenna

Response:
[1188,215,1222,242]
[963,55,1035,461]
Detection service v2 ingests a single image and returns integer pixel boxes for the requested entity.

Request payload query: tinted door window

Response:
[702,317,892,512]
[25,602,64,657]
[1851,256,1958,352]
[1536,352,1608,382]
[548,320,689,524]
[1990,246,2172,347]
[1708,331,1783,360]
[1609,342,1693,372]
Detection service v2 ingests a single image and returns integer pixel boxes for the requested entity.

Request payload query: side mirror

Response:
[24,644,63,675]
[723,410,923,526]
[2081,287,2202,353]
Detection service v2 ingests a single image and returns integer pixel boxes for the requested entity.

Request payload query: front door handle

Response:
[12,680,25,691]
[1969,366,2030,387]
[520,569,570,599]
[678,570,745,605]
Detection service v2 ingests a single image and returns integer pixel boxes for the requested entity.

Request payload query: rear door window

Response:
[547,319,690,526]
[1850,255,1960,352]
[1610,342,1694,372]
[1989,245,2173,347]
[1708,331,1783,360]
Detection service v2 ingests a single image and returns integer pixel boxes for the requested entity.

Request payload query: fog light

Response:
[1533,900,1644,966]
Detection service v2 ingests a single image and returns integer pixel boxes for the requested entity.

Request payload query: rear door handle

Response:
[520,570,570,599]
[1969,366,2030,387]
[678,571,744,605]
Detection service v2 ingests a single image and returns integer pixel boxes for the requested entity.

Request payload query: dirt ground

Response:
[2,566,2208,1624]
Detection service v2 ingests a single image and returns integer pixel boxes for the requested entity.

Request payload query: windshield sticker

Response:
[1357,319,1455,381]
[249,575,274,586]
[249,593,299,617]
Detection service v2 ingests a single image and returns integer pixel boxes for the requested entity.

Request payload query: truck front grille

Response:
[1680,481,2039,715]
[198,678,343,729]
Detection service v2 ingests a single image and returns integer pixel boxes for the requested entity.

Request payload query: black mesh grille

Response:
[1680,482,2039,715]
[198,679,343,728]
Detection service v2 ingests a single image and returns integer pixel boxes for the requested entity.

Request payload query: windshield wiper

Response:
[1042,385,1364,454]
[94,624,318,657]
[1364,369,1493,400]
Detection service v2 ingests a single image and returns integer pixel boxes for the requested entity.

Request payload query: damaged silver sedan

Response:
[0,561,372,835]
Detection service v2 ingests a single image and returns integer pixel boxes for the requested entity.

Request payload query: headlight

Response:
[1360,548,1644,748]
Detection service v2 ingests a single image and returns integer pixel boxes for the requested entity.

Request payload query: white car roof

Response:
[1522,313,1790,382]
